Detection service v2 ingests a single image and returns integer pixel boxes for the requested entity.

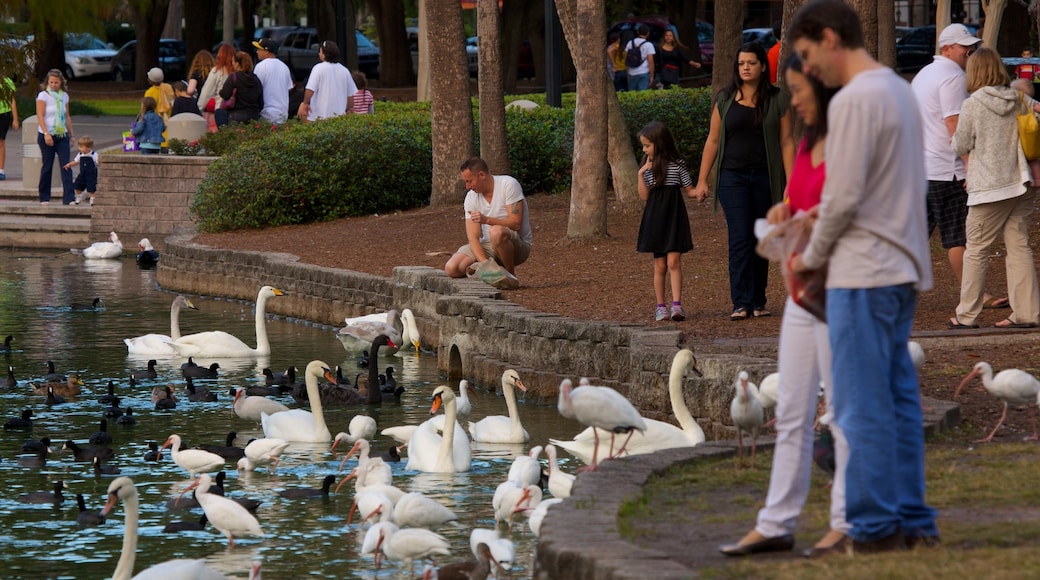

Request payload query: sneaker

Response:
[75,192,86,204]
[671,305,686,321]
[655,306,668,322]
[0,172,6,181]
[89,196,94,206]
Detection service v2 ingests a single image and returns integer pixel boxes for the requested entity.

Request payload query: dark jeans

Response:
[716,167,773,312]
[37,132,75,204]
[214,108,229,128]
[613,71,628,92]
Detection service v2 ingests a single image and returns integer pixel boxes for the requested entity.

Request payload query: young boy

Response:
[63,135,98,205]
[171,80,201,116]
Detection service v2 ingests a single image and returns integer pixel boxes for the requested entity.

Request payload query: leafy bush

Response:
[197,119,289,156]
[168,138,202,156]
[617,88,713,181]
[501,106,574,195]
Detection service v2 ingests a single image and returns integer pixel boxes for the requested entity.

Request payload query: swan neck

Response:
[307,371,328,437]
[170,300,183,341]
[253,294,271,356]
[367,344,381,403]
[669,364,702,440]
[113,492,139,580]
[503,378,520,431]
[437,397,457,470]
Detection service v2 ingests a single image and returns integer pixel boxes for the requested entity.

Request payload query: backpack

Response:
[625,39,646,69]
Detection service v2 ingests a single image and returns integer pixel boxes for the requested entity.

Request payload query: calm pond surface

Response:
[0,248,583,579]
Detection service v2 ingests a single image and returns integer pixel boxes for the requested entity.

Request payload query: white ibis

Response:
[506,445,543,487]
[236,437,290,474]
[332,415,377,449]
[555,378,647,470]
[366,522,451,576]
[335,438,392,488]
[730,371,764,467]
[392,492,457,529]
[468,369,530,443]
[955,361,1040,442]
[908,341,925,373]
[528,497,564,537]
[161,434,224,478]
[178,474,264,548]
[492,480,542,532]
[469,528,515,572]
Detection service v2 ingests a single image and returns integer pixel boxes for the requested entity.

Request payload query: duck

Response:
[43,360,65,382]
[3,408,33,431]
[338,309,405,355]
[103,403,124,419]
[292,374,367,407]
[236,437,290,474]
[62,440,115,462]
[167,286,284,358]
[356,351,370,369]
[162,434,225,477]
[233,387,290,422]
[18,480,67,504]
[31,374,83,397]
[71,297,105,311]
[155,387,178,411]
[135,238,159,268]
[88,419,113,446]
[176,474,264,548]
[196,431,245,461]
[124,295,199,356]
[406,385,471,473]
[93,456,121,476]
[76,493,106,526]
[278,474,337,499]
[4,365,15,387]
[552,350,705,463]
[134,359,159,380]
[45,386,66,406]
[163,514,208,533]
[78,231,123,259]
[261,360,337,442]
[0,334,13,353]
[244,383,290,397]
[102,477,230,579]
[98,381,119,405]
[186,377,217,402]
[183,362,220,379]
[332,415,378,449]
[21,436,51,455]
[16,444,50,468]
[469,369,529,443]
[115,407,136,426]
[144,441,162,462]
[263,366,296,386]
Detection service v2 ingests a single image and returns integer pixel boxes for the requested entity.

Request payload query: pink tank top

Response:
[787,138,825,212]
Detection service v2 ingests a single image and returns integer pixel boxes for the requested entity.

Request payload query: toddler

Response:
[63,135,97,205]
[171,80,201,116]
[348,71,374,114]
[132,96,166,155]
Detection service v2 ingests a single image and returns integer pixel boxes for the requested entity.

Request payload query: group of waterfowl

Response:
[71,231,159,269]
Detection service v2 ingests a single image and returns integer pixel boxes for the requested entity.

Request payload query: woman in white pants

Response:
[720,53,850,559]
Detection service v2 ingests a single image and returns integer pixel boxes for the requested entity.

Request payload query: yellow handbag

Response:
[1018,94,1040,161]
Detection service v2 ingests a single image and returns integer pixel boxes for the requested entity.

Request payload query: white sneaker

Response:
[74,192,86,204]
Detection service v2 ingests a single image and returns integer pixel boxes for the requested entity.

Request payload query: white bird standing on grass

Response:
[955,361,1040,442]
[730,371,764,468]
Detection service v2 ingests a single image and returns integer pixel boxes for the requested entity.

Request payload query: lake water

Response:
[0,248,582,579]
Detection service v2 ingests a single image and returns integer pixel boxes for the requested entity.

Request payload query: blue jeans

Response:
[716,168,772,312]
[613,71,628,92]
[37,132,75,204]
[828,285,938,542]
[627,73,650,91]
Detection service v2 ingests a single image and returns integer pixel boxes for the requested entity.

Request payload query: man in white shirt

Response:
[298,41,357,122]
[444,157,532,279]
[625,24,656,91]
[252,39,293,125]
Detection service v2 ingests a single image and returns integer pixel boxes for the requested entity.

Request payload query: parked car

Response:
[742,28,777,49]
[607,17,713,70]
[274,27,379,81]
[896,23,980,73]
[33,32,117,80]
[111,39,187,82]
[406,27,489,77]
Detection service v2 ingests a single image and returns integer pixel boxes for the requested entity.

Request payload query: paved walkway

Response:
[2,115,134,183]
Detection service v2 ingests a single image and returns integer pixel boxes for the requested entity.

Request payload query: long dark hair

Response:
[638,120,683,190]
[722,42,776,126]
[784,53,837,148]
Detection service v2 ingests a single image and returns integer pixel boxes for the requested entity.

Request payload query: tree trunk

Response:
[477,0,509,174]
[417,0,430,100]
[936,0,952,47]
[183,0,220,64]
[164,0,183,39]
[427,0,475,207]
[129,0,173,88]
[555,0,609,237]
[712,0,743,94]
[779,0,810,88]
[877,0,896,68]
[849,0,878,58]
[367,0,413,87]
[665,0,699,75]
[222,0,235,44]
[981,0,1010,49]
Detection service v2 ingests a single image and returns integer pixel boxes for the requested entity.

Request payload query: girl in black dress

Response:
[637,121,706,322]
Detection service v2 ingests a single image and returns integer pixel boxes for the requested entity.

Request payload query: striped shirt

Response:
[350,90,375,114]
[643,158,693,189]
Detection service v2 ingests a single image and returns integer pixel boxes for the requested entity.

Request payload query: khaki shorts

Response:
[456,230,531,267]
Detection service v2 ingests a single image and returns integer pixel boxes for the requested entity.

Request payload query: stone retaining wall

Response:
[156,235,779,438]
[94,155,213,252]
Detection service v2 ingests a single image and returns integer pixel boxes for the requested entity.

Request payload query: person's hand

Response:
[766,202,791,225]
[43,133,53,146]
[11,118,18,130]
[468,210,484,225]
[691,183,709,201]
[691,60,702,69]
[639,156,652,173]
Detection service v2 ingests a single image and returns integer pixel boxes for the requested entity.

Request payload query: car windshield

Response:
[65,34,106,51]
[356,31,374,48]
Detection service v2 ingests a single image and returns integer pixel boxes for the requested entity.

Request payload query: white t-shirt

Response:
[73,150,99,165]
[462,175,532,245]
[911,55,968,181]
[36,90,70,135]
[304,61,357,121]
[624,38,656,76]
[254,56,293,124]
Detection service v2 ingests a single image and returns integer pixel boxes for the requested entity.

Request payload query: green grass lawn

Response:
[15,96,140,118]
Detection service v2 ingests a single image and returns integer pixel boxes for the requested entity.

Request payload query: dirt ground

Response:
[194,192,1040,445]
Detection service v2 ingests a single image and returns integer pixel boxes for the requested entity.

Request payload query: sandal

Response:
[982,296,1010,309]
[753,308,771,318]
[946,317,979,330]
[730,307,749,321]
[994,318,1038,329]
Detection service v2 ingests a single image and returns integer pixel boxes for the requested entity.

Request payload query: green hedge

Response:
[193,87,713,232]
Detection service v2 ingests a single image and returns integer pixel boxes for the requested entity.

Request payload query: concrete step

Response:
[0,197,92,249]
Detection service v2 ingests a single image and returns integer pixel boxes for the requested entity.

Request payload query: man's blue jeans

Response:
[828,284,938,542]
[627,73,649,91]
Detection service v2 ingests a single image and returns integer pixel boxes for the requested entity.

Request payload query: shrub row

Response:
[192,87,712,232]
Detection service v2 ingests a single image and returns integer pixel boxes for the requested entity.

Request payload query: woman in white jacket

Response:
[196,43,235,132]
[949,47,1039,329]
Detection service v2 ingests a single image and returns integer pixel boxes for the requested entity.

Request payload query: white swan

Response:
[260,360,336,442]
[545,444,575,499]
[167,286,284,358]
[551,350,704,464]
[338,309,404,354]
[469,369,529,443]
[344,308,421,353]
[506,445,543,486]
[79,231,124,259]
[406,385,471,473]
[456,379,473,418]
[102,477,228,580]
[124,295,198,356]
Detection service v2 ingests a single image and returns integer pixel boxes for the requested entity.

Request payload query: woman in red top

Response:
[720,53,850,559]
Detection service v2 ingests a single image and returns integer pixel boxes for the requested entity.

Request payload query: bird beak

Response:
[334,469,358,494]
[954,371,979,401]
[175,478,200,506]
[430,393,443,415]
[185,299,199,310]
[100,491,118,516]
[515,378,528,393]
[272,288,285,296]
[413,340,420,354]
[691,361,703,378]
[160,436,173,451]
[323,369,336,383]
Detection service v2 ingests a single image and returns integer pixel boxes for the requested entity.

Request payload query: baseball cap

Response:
[938,24,981,48]
[253,38,278,53]
[147,67,164,83]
